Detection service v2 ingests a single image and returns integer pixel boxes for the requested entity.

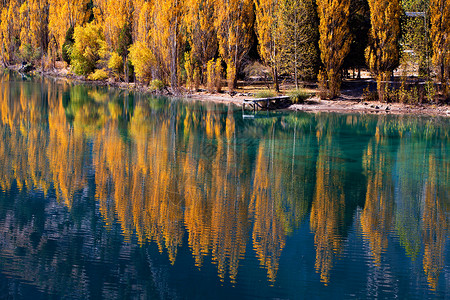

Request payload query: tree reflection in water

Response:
[0,72,448,297]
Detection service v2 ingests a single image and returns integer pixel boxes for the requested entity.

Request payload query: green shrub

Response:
[289,89,310,103]
[19,43,41,63]
[150,79,165,91]
[254,90,277,99]
[88,69,109,81]
[70,23,106,76]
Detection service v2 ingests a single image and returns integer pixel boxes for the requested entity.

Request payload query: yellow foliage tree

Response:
[0,0,20,64]
[184,0,217,82]
[70,22,107,75]
[19,0,49,61]
[317,0,352,99]
[151,0,184,88]
[430,0,450,96]
[128,1,156,83]
[215,0,254,90]
[366,0,402,101]
[129,40,155,84]
[253,0,281,92]
[93,0,132,51]
[48,0,90,56]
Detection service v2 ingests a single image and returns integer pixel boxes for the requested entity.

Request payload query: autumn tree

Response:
[279,0,319,87]
[184,0,218,83]
[366,0,402,101]
[93,0,132,51]
[430,0,450,96]
[92,0,134,81]
[18,0,49,62]
[129,41,155,83]
[70,22,106,75]
[129,1,155,83]
[254,0,282,92]
[150,0,184,88]
[48,0,90,57]
[0,0,20,65]
[215,0,254,90]
[316,0,352,99]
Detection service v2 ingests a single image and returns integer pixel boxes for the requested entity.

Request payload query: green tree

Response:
[117,21,132,82]
[62,26,75,64]
[279,0,319,86]
[342,0,371,78]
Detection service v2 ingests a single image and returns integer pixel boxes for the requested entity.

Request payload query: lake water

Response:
[0,72,449,299]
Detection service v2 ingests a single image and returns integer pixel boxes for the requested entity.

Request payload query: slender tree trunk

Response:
[124,57,129,83]
[273,66,279,92]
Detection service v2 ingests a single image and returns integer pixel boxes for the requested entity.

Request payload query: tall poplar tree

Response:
[19,0,49,61]
[48,0,90,57]
[129,1,156,83]
[0,0,20,64]
[184,0,218,82]
[215,0,254,90]
[316,0,352,99]
[430,0,450,95]
[254,0,282,92]
[279,0,319,87]
[98,0,133,52]
[366,0,402,101]
[152,0,184,88]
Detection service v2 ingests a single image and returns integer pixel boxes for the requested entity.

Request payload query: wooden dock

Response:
[242,96,290,110]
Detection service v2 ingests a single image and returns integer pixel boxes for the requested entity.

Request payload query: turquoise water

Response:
[0,72,449,299]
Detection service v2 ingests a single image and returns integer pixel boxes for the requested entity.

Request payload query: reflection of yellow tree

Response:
[183,138,211,268]
[48,86,87,209]
[250,142,286,283]
[310,132,345,285]
[0,79,88,206]
[422,153,448,291]
[93,107,185,263]
[361,128,394,266]
[209,108,248,283]
[94,120,133,240]
[0,81,49,193]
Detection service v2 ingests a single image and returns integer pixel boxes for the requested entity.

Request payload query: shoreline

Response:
[10,66,450,117]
